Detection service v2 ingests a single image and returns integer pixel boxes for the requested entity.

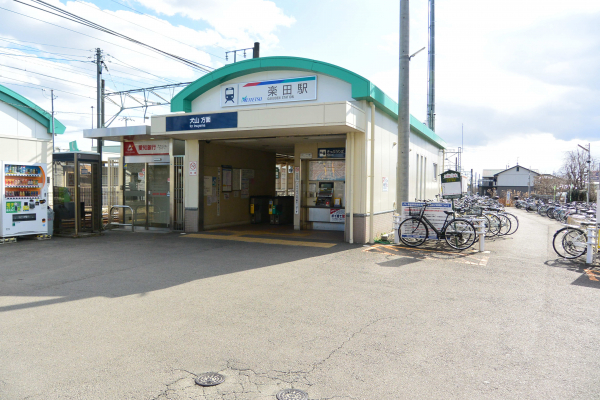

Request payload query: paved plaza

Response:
[1,210,599,399]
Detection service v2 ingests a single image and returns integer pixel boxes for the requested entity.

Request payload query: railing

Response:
[104,205,136,232]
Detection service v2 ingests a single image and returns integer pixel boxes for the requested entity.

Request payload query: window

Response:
[433,163,438,181]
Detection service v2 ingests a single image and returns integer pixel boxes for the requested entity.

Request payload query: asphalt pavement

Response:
[1,209,599,399]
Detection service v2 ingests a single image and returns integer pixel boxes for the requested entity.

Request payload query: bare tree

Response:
[534,174,566,196]
[559,149,599,191]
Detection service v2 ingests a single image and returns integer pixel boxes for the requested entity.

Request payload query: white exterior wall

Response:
[496,167,538,187]
[364,105,443,214]
[0,100,53,201]
[190,71,354,113]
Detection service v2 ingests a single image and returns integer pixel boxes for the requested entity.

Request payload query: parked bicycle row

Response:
[397,195,518,251]
[515,197,597,223]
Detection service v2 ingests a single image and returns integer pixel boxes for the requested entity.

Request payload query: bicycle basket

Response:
[409,205,424,217]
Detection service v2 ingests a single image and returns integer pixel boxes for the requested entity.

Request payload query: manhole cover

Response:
[194,372,225,386]
[276,388,308,400]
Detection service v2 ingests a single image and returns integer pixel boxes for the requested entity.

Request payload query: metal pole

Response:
[427,0,435,130]
[587,143,591,204]
[96,48,104,232]
[397,0,410,208]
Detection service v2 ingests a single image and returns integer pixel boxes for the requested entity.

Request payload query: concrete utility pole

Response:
[50,89,55,154]
[96,48,104,231]
[397,0,410,208]
[426,0,435,131]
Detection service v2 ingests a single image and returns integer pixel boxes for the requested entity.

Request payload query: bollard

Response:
[586,226,596,264]
[393,214,401,245]
[476,217,485,252]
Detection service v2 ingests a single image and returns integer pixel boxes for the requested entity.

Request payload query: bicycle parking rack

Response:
[584,223,598,264]
[104,205,136,232]
[473,217,486,252]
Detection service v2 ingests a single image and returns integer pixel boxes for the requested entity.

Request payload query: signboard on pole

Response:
[400,202,452,240]
[440,170,462,199]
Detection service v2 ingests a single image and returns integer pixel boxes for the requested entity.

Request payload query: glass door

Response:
[124,163,146,227]
[78,162,96,232]
[147,164,170,228]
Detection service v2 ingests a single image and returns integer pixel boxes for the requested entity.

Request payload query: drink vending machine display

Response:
[0,162,49,238]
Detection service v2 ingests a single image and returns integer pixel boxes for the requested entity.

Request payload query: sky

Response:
[0,0,598,177]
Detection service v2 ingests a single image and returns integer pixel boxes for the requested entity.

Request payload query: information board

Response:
[440,170,462,199]
[400,202,453,240]
[309,160,345,181]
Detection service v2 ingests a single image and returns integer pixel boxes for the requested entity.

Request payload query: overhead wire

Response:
[0,5,160,58]
[0,35,91,51]
[14,0,214,73]
[0,76,95,98]
[0,63,96,88]
[73,0,226,61]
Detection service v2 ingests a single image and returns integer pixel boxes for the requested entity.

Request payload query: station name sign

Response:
[440,170,462,199]
[166,112,238,132]
[221,76,317,107]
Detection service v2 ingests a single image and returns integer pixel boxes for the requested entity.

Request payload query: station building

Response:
[85,56,447,243]
[0,84,66,200]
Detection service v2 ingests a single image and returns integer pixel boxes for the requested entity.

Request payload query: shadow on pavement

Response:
[0,230,353,313]
[544,258,600,289]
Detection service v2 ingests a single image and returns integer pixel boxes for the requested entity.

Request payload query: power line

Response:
[0,76,95,98]
[73,0,226,61]
[0,41,90,58]
[14,0,214,73]
[0,35,91,51]
[0,51,89,62]
[108,56,179,84]
[0,63,96,88]
[0,5,159,58]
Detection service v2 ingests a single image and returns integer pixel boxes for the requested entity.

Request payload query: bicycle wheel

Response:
[444,219,477,250]
[552,227,587,259]
[398,217,429,247]
[502,212,519,235]
[484,214,501,237]
[497,214,511,236]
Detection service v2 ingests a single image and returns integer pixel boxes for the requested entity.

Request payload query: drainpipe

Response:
[348,132,354,243]
[369,102,376,244]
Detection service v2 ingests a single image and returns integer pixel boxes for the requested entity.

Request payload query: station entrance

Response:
[196,135,347,239]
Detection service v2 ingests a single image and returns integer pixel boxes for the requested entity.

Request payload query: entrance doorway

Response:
[124,162,170,229]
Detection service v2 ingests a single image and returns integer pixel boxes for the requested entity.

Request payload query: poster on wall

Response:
[309,160,345,181]
[222,165,232,192]
[294,166,300,214]
[203,176,212,196]
[382,177,389,192]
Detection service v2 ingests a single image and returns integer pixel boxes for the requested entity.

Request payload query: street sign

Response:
[440,170,462,199]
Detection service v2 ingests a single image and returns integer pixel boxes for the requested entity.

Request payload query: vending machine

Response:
[1,162,49,238]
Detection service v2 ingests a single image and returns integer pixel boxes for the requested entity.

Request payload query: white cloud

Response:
[133,0,295,49]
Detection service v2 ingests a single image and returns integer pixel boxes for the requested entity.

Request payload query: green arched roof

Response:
[0,84,66,134]
[171,56,446,149]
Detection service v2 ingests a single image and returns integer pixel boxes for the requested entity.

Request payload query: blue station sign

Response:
[317,147,345,158]
[166,112,238,132]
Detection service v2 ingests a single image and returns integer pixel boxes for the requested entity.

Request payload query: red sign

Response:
[124,141,169,156]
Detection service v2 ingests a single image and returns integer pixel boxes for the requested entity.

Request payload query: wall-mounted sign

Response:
[124,141,169,156]
[318,147,345,158]
[166,112,238,132]
[221,76,317,107]
[189,161,198,176]
[440,170,462,199]
[300,153,313,159]
[382,177,389,192]
[330,209,345,223]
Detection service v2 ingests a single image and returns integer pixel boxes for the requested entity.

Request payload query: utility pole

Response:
[397,0,410,209]
[426,0,435,130]
[95,48,104,231]
[50,89,55,154]
[578,143,591,203]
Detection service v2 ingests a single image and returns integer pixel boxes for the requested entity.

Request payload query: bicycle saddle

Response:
[444,211,454,215]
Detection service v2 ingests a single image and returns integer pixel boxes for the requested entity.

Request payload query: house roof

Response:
[0,84,66,134]
[171,56,447,149]
[482,169,504,177]
[493,165,540,176]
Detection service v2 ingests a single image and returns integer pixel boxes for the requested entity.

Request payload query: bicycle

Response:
[398,202,478,250]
